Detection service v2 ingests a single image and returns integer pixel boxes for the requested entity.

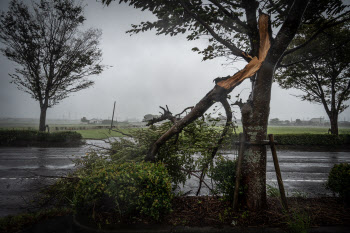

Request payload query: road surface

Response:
[0,141,349,217]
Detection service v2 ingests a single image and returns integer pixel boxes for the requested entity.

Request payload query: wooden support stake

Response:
[268,134,288,210]
[233,133,245,211]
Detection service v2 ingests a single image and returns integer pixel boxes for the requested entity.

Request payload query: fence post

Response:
[268,134,288,210]
[233,133,245,211]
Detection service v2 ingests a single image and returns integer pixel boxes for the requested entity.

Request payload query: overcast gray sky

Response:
[0,0,349,122]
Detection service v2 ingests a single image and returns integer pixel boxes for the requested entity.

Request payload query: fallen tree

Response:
[145,13,270,162]
[103,0,350,210]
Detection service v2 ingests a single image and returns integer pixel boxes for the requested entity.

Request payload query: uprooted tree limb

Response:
[145,13,271,162]
[146,105,194,126]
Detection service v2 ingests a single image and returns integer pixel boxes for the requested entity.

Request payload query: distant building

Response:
[102,119,113,124]
[88,118,102,124]
[309,117,325,125]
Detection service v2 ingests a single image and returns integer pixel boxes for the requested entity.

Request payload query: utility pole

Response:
[110,101,116,130]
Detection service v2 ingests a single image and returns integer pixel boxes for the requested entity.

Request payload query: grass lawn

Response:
[77,126,350,139]
[76,128,138,139]
[268,126,350,134]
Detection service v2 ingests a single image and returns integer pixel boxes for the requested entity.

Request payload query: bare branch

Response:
[175,106,194,118]
[146,105,177,126]
[231,98,244,109]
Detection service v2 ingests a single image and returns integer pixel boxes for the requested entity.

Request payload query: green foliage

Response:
[102,0,347,65]
[326,163,350,204]
[0,129,83,146]
[209,157,237,203]
[273,134,350,146]
[76,128,133,139]
[285,210,311,233]
[0,208,72,233]
[72,161,173,222]
[291,190,308,199]
[276,22,350,135]
[267,183,280,198]
[108,119,235,187]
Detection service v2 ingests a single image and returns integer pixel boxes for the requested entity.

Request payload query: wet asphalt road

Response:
[0,141,349,217]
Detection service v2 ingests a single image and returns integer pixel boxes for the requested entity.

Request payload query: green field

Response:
[267,126,350,135]
[77,126,350,139]
[1,118,350,140]
[76,128,137,139]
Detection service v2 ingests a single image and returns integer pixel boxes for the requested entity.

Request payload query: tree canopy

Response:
[276,22,350,135]
[0,0,104,131]
[103,0,349,65]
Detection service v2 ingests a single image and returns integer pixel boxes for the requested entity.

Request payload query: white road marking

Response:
[270,179,326,182]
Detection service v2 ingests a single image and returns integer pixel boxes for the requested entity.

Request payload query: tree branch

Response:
[179,0,250,62]
[270,0,310,64]
[196,97,233,196]
[208,0,248,30]
[283,11,350,58]
[175,106,194,118]
[146,105,177,126]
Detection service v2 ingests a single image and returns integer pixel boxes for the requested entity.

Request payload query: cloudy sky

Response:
[0,0,349,122]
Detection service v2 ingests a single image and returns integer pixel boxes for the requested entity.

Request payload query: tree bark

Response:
[329,112,339,135]
[238,0,310,210]
[39,105,48,132]
[240,60,274,210]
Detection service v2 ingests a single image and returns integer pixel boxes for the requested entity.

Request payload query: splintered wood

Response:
[217,14,271,90]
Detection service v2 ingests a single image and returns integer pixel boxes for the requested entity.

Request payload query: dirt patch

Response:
[165,196,350,228]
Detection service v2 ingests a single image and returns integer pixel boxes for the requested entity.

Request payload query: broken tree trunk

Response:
[145,13,271,162]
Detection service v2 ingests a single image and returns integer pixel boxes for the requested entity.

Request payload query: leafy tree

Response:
[0,0,104,131]
[102,0,350,210]
[81,117,89,123]
[276,23,350,135]
[269,118,280,125]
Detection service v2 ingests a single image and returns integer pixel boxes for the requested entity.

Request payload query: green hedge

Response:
[273,134,350,146]
[0,130,83,146]
[209,158,237,203]
[326,163,350,204]
[228,133,349,146]
[73,161,173,222]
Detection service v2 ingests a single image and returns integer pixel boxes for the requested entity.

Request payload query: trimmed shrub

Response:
[73,161,173,222]
[326,163,350,204]
[273,134,349,146]
[209,158,237,203]
[0,130,82,146]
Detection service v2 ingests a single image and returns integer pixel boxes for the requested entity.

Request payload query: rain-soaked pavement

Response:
[0,140,349,217]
